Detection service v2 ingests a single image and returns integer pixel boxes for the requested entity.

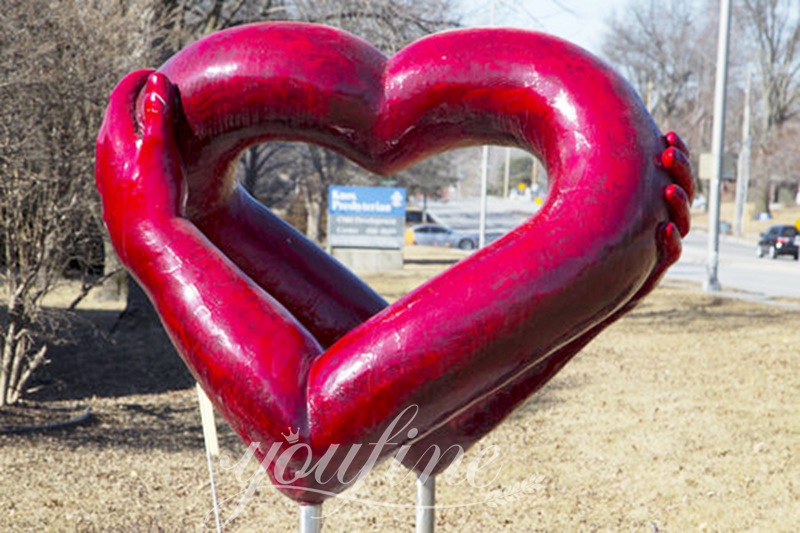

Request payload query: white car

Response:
[406,224,503,250]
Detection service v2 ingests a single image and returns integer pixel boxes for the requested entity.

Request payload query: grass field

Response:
[1,242,798,531]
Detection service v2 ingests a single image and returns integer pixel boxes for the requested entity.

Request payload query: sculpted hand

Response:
[400,132,696,474]
[95,69,179,263]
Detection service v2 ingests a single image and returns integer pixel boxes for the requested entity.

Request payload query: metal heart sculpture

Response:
[95,23,693,504]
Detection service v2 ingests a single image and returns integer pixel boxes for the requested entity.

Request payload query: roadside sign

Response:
[328,186,406,249]
[699,152,735,181]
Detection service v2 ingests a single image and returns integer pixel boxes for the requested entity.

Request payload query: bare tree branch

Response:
[0,0,154,404]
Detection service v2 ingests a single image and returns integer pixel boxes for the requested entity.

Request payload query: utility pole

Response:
[503,147,511,199]
[479,145,489,248]
[734,70,751,237]
[478,0,497,249]
[705,0,731,292]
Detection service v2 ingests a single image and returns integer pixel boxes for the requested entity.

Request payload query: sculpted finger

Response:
[98,69,155,152]
[629,222,681,307]
[662,146,695,203]
[140,72,185,216]
[665,131,689,157]
[142,73,179,149]
[96,70,155,209]
[665,184,690,237]
[657,221,682,268]
[142,73,182,171]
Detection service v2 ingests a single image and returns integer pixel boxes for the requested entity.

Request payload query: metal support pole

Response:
[478,0,496,250]
[196,383,219,457]
[300,504,323,533]
[197,386,221,532]
[503,147,511,198]
[705,0,731,292]
[415,474,436,533]
[479,145,489,249]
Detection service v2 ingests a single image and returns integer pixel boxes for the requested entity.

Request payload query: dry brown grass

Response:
[692,201,800,238]
[1,247,797,531]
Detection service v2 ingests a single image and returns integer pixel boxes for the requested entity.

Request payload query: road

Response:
[667,230,800,300]
[424,199,799,300]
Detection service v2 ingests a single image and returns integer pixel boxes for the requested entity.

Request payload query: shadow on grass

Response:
[0,395,246,454]
[403,258,462,266]
[28,307,194,402]
[627,295,788,331]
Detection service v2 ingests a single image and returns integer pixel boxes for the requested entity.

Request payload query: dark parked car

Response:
[757,225,799,260]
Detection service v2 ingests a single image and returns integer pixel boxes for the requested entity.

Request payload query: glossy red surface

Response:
[95,23,693,503]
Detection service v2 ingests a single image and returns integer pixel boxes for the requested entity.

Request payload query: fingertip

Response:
[110,69,155,104]
[662,146,696,203]
[141,73,181,147]
[147,72,166,90]
[665,131,689,156]
[101,69,155,141]
[661,146,676,167]
[147,72,175,104]
[665,184,691,237]
[658,222,683,267]
[143,73,169,119]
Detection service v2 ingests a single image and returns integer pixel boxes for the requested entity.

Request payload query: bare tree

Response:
[602,0,762,207]
[602,0,717,138]
[604,0,800,214]
[237,144,296,207]
[739,0,800,213]
[0,0,153,405]
[395,153,459,202]
[292,0,457,54]
[149,0,289,62]
[742,0,800,129]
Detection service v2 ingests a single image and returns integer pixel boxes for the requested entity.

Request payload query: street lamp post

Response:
[705,0,732,292]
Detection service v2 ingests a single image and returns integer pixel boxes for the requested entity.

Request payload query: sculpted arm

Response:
[96,71,321,445]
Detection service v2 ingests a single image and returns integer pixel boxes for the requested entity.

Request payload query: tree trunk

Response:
[304,194,322,243]
[755,182,771,216]
[96,233,128,302]
[112,277,164,334]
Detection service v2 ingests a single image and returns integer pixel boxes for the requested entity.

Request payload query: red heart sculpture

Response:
[96,23,692,504]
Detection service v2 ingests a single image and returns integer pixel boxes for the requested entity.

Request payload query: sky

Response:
[454,0,631,57]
